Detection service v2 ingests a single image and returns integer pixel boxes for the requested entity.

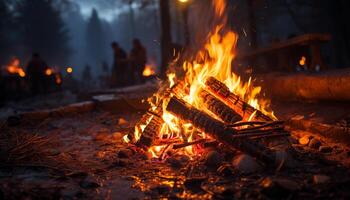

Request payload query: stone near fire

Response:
[204,150,223,169]
[313,174,330,184]
[275,150,298,168]
[118,118,128,126]
[260,177,300,198]
[232,154,262,174]
[319,146,333,153]
[299,135,312,145]
[117,148,134,158]
[308,138,321,149]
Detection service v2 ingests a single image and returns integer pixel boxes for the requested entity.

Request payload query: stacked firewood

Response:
[129,77,291,165]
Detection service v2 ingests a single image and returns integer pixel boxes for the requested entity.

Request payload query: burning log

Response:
[166,96,276,164]
[136,115,163,149]
[205,77,273,121]
[199,90,242,124]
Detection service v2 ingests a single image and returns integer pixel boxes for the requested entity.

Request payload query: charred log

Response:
[199,90,242,124]
[205,77,272,121]
[166,96,276,164]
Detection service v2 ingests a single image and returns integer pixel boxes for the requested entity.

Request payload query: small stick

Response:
[239,121,284,131]
[173,139,209,149]
[237,127,285,135]
[250,132,290,140]
[232,131,289,139]
[227,121,266,127]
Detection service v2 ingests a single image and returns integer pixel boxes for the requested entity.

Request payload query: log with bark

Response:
[166,96,276,164]
[199,90,242,124]
[205,77,273,121]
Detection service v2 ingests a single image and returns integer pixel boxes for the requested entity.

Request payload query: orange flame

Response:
[142,65,156,77]
[124,0,275,159]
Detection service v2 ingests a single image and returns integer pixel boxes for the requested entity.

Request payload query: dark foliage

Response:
[15,0,70,66]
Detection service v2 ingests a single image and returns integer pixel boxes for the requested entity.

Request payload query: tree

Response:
[15,0,70,66]
[85,8,107,74]
[159,0,173,77]
[0,0,12,65]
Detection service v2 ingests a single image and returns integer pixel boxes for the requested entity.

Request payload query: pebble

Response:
[184,177,206,193]
[232,154,262,174]
[118,118,128,126]
[308,138,321,149]
[260,177,300,198]
[117,149,134,158]
[319,146,333,153]
[204,151,223,169]
[79,177,100,189]
[313,174,330,184]
[299,135,312,145]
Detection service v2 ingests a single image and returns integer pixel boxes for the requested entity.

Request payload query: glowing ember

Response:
[142,65,156,77]
[124,0,276,159]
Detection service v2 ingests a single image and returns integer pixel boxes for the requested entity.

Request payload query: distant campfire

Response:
[143,64,156,77]
[4,57,26,77]
[123,0,288,164]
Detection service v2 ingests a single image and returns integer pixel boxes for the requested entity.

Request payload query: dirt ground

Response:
[1,104,350,199]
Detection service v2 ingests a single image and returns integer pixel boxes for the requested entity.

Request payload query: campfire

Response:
[123,0,289,164]
[143,64,156,77]
[5,57,26,77]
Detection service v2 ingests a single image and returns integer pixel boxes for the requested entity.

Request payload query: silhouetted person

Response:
[82,64,92,88]
[26,53,49,95]
[130,39,147,84]
[111,42,127,87]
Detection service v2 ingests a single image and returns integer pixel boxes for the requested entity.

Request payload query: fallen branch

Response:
[172,139,209,150]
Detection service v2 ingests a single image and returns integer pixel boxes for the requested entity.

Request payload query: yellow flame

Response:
[299,56,306,66]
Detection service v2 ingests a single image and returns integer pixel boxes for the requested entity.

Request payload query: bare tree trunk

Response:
[159,0,172,77]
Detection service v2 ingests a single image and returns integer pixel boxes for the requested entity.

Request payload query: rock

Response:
[319,146,333,153]
[204,151,223,169]
[275,150,298,168]
[232,154,262,174]
[313,174,330,184]
[117,149,134,158]
[7,116,21,127]
[217,165,235,176]
[47,149,61,156]
[299,135,312,145]
[118,118,128,126]
[260,177,300,198]
[308,138,321,149]
[114,159,130,167]
[184,177,206,193]
[151,185,171,195]
[111,132,123,140]
[79,177,100,189]
[166,155,190,169]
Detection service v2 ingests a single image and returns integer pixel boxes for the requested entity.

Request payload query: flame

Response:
[6,58,26,77]
[142,65,156,77]
[125,0,275,159]
[299,56,306,66]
